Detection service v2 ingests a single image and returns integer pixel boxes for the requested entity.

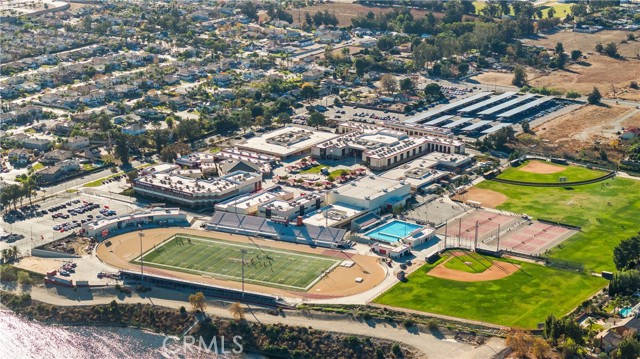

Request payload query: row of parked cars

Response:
[4,204,48,222]
[101,175,124,186]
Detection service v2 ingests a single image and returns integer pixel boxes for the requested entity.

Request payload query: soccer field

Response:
[134,234,341,291]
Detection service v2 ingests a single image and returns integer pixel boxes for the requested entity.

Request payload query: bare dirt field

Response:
[529,55,640,97]
[526,104,633,160]
[523,30,640,58]
[427,251,520,282]
[97,228,386,299]
[470,71,536,88]
[520,160,564,174]
[454,187,508,208]
[286,3,442,27]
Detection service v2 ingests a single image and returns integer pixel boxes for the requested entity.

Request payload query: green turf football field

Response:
[134,234,340,290]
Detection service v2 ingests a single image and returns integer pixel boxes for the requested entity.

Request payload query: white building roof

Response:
[332,175,408,201]
[238,126,339,157]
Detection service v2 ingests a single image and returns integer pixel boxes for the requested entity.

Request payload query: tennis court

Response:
[490,221,577,255]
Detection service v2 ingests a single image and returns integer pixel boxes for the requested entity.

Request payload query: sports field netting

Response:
[133,234,340,291]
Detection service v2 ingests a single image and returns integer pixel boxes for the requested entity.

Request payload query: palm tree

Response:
[1,249,9,263]
[11,246,19,261]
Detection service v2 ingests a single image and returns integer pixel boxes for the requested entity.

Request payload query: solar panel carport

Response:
[482,123,513,134]
[457,92,516,114]
[461,120,491,131]
[404,92,491,123]
[443,117,473,128]
[497,96,553,119]
[477,93,537,116]
[424,115,454,125]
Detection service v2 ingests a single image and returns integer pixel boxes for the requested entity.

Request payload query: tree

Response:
[532,337,551,359]
[613,234,640,270]
[424,83,443,99]
[587,87,602,105]
[571,3,588,17]
[188,292,206,312]
[555,42,567,69]
[522,121,532,134]
[399,78,414,93]
[512,65,528,87]
[301,83,316,100]
[115,134,129,165]
[229,302,245,320]
[376,35,395,52]
[618,334,640,359]
[570,50,582,61]
[276,112,291,125]
[506,330,534,358]
[354,57,369,77]
[604,42,619,58]
[595,43,604,54]
[547,7,555,18]
[380,74,398,95]
[165,116,174,129]
[239,2,258,21]
[307,112,327,128]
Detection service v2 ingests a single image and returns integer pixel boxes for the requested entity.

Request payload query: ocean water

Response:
[0,310,264,359]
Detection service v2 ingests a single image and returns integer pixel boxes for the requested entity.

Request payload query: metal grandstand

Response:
[207,212,347,248]
[477,93,537,116]
[497,96,553,119]
[457,92,517,114]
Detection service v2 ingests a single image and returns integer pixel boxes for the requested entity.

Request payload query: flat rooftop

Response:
[332,175,408,200]
[238,126,339,157]
[302,204,363,227]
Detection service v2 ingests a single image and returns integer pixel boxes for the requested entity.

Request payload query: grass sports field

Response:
[375,252,606,328]
[497,161,605,183]
[477,175,640,272]
[444,253,492,274]
[134,234,340,291]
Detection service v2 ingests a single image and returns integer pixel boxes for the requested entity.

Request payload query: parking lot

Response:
[0,191,140,253]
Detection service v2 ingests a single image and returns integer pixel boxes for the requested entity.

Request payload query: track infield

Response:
[133,234,340,291]
[375,252,606,328]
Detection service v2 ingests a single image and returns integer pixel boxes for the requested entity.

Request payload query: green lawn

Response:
[375,254,606,328]
[497,161,606,183]
[135,234,340,291]
[299,164,328,174]
[32,163,44,171]
[444,252,493,273]
[477,177,640,272]
[539,3,573,18]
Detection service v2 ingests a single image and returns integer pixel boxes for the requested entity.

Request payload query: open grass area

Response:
[444,253,493,274]
[476,177,640,272]
[135,234,340,291]
[31,163,44,171]
[497,162,606,183]
[375,253,606,328]
[299,165,328,174]
[539,3,573,18]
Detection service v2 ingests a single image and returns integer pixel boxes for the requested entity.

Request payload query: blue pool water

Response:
[365,220,423,243]
[619,307,633,317]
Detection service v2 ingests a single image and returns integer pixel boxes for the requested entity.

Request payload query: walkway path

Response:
[16,285,505,359]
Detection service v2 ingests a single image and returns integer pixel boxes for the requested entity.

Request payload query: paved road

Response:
[18,285,506,359]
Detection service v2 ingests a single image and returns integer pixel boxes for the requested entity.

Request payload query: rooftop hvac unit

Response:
[364,196,370,200]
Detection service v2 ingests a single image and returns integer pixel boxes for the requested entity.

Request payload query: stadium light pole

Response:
[139,230,144,284]
[240,249,247,300]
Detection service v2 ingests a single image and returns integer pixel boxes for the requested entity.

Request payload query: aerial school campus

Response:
[92,158,634,330]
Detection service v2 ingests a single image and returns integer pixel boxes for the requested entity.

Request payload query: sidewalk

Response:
[17,285,505,359]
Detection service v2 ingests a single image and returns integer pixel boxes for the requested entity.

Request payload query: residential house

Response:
[37,160,81,184]
[65,136,90,151]
[122,123,147,136]
[8,149,31,165]
[22,138,52,151]
[302,69,324,82]
[41,149,73,165]
[213,74,232,87]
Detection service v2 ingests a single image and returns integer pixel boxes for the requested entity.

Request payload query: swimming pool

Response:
[619,307,633,318]
[364,220,423,243]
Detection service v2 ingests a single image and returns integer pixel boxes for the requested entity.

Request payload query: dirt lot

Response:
[97,228,386,300]
[529,55,640,98]
[524,104,637,161]
[523,30,640,58]
[453,187,508,208]
[286,2,441,27]
[520,160,564,174]
[427,251,520,282]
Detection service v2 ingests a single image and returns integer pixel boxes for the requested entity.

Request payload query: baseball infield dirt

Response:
[427,251,520,282]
